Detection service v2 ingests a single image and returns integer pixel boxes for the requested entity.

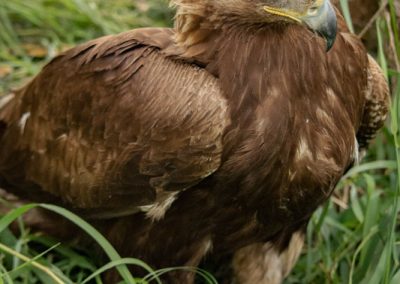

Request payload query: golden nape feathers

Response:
[0,1,389,283]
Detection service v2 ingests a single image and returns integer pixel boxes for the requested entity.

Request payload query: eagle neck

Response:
[214,24,328,113]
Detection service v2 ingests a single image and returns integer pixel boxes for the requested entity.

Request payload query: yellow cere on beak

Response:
[263,6,302,23]
[263,0,326,21]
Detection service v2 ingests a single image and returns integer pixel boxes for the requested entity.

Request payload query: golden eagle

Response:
[0,0,389,283]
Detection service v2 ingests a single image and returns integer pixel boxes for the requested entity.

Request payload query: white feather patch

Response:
[296,137,312,161]
[19,112,31,134]
[139,191,178,221]
[0,94,15,109]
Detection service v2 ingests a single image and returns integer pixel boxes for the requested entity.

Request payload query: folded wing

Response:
[357,55,390,150]
[0,28,229,218]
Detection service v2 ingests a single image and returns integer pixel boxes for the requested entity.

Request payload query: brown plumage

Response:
[0,0,389,283]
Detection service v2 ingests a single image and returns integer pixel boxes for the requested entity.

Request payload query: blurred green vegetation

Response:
[0,0,399,283]
[0,0,173,94]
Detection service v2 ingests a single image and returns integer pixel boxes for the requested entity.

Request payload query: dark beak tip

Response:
[324,7,338,52]
[325,33,336,52]
[315,1,338,52]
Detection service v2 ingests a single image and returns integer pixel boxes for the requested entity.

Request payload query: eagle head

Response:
[172,0,337,50]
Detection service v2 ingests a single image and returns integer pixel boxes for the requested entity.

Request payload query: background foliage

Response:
[0,0,399,283]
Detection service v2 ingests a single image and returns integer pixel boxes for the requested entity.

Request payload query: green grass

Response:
[0,203,217,284]
[0,0,399,283]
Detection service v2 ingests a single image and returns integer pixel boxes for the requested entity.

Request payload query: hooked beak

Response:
[264,0,337,51]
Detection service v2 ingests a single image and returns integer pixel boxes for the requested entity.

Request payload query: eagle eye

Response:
[308,6,319,16]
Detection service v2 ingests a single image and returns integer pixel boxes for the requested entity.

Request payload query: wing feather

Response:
[357,55,390,149]
[0,28,229,218]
